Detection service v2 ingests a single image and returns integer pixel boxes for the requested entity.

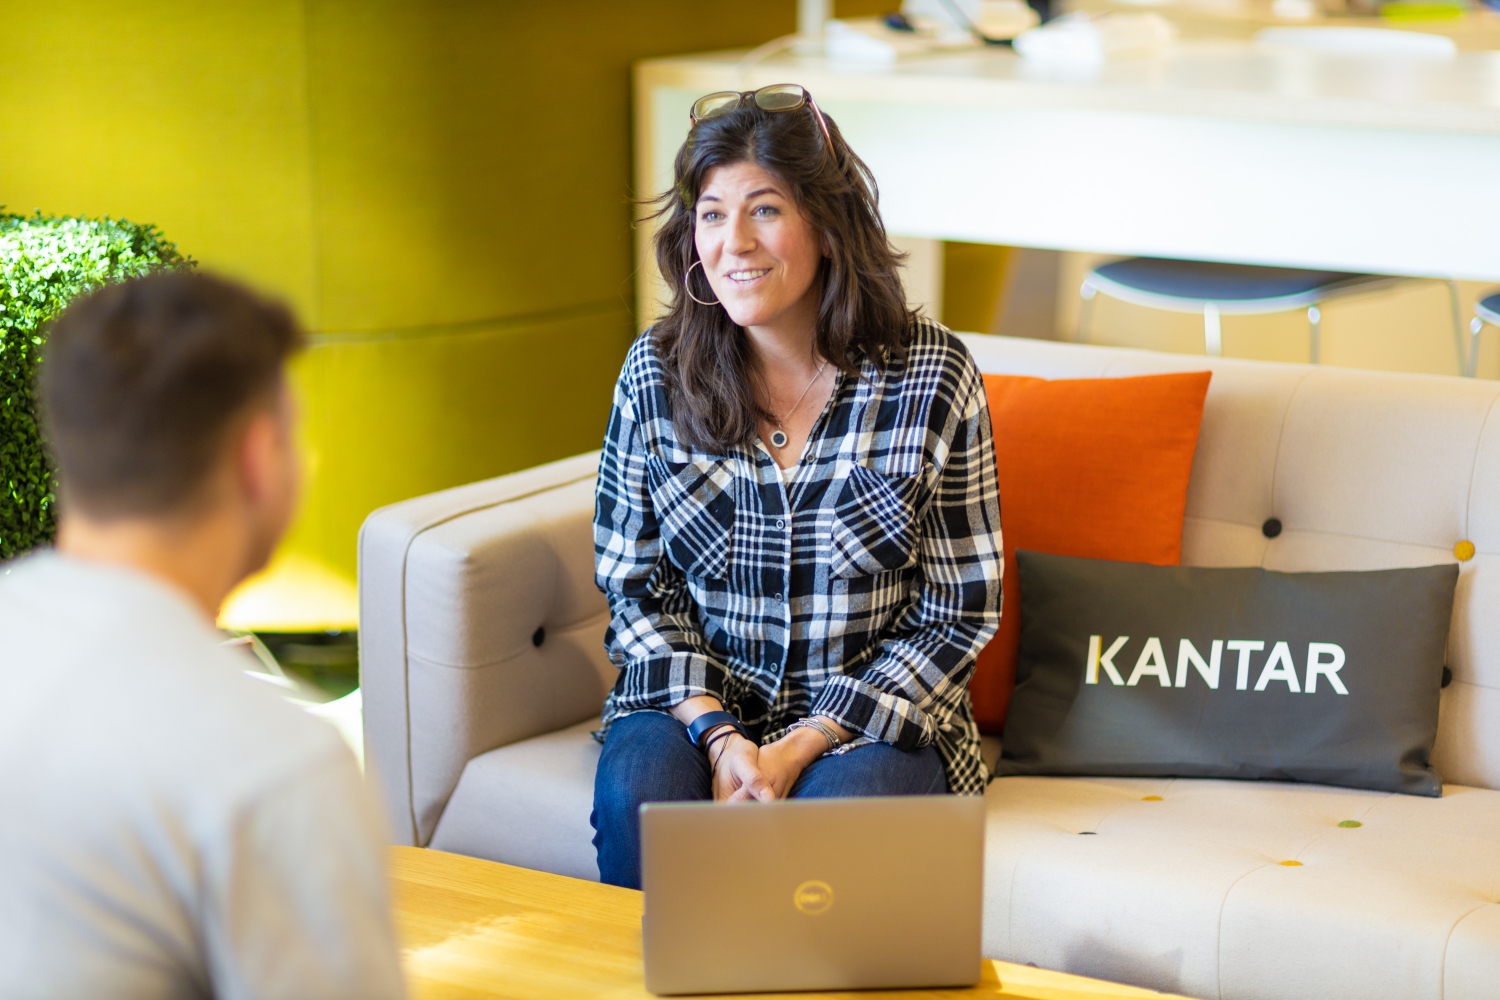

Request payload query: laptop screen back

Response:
[641,795,984,995]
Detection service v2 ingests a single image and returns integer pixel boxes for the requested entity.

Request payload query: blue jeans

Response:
[591,710,949,888]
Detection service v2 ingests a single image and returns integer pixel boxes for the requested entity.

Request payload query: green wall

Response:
[1,0,816,593]
[0,2,319,313]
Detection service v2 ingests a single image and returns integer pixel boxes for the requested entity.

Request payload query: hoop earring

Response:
[684,261,720,306]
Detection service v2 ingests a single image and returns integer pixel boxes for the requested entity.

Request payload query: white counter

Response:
[634,40,1500,323]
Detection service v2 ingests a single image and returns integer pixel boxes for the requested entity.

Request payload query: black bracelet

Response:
[685,710,747,749]
[704,726,742,768]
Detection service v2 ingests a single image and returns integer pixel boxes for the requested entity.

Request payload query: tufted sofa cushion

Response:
[982,775,1500,1000]
[428,719,601,882]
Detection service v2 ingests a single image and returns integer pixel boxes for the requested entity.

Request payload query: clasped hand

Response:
[710,727,829,801]
[671,697,852,802]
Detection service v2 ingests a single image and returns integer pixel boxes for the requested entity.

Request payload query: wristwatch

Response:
[685,710,748,750]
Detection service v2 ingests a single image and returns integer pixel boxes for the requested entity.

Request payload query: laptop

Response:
[640,795,984,995]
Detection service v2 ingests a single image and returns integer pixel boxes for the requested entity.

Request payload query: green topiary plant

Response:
[1,210,193,559]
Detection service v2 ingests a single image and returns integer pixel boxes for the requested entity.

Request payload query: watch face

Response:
[689,712,738,747]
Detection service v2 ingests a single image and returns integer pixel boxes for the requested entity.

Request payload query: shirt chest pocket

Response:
[646,456,734,581]
[829,464,929,578]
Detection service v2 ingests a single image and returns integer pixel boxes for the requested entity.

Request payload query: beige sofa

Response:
[360,334,1500,1000]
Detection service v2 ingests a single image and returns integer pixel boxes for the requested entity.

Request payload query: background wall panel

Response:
[282,0,809,585]
[0,0,319,319]
[287,306,629,571]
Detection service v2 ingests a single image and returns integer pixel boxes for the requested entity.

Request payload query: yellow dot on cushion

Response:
[1280,860,1303,866]
[1338,820,1362,829]
[1141,795,1163,801]
[1456,540,1476,561]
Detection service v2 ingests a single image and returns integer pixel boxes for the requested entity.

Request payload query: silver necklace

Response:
[768,360,828,450]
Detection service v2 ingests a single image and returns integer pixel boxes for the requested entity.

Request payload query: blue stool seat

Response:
[1079,257,1460,369]
[1089,258,1387,313]
[1479,292,1500,327]
[1468,290,1500,378]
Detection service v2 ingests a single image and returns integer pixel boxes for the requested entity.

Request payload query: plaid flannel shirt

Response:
[593,320,1003,793]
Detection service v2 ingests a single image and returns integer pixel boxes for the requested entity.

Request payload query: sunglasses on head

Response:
[688,83,835,159]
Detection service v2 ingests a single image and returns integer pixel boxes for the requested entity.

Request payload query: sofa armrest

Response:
[359,451,612,846]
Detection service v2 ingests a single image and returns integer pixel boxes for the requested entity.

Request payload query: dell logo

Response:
[793,880,834,915]
[1084,636,1349,694]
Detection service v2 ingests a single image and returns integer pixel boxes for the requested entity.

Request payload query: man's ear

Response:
[235,409,279,506]
[235,384,296,506]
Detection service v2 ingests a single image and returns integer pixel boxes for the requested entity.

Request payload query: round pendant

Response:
[770,429,789,449]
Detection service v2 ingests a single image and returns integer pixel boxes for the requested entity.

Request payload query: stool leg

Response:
[1307,305,1321,365]
[1075,281,1097,344]
[1444,279,1470,376]
[1472,316,1487,378]
[1203,303,1222,357]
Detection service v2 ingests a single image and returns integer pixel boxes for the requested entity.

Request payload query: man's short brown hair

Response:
[41,271,305,519]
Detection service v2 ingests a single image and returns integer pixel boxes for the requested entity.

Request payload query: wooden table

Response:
[391,846,1189,1000]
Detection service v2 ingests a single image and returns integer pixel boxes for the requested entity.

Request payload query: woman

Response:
[591,84,1003,888]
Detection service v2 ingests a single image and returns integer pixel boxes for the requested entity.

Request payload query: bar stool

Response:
[1468,290,1500,378]
[1077,257,1468,372]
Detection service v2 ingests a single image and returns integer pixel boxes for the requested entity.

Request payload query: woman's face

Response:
[693,161,825,331]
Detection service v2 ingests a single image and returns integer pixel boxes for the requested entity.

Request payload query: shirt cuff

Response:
[810,674,934,751]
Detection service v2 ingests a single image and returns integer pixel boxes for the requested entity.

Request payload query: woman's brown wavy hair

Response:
[649,94,916,454]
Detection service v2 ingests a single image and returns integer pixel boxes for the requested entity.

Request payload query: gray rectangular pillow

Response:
[997,550,1458,796]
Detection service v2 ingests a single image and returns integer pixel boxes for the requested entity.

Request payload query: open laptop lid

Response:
[641,795,984,995]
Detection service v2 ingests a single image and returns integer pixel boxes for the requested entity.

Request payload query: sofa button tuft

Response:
[1338,820,1362,828]
[532,626,545,647]
[1455,539,1475,561]
[1442,665,1453,688]
[1262,518,1282,538]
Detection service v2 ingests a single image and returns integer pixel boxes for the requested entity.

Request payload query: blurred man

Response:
[0,273,405,998]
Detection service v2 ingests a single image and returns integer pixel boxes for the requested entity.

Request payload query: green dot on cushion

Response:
[1338,820,1362,828]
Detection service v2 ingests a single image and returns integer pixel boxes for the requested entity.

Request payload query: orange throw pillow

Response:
[972,370,1212,733]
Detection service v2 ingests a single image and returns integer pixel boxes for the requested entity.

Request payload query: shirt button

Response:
[776,518,785,529]
[775,592,784,602]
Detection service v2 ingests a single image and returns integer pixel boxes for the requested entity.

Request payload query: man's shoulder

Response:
[0,554,347,801]
[114,644,348,802]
